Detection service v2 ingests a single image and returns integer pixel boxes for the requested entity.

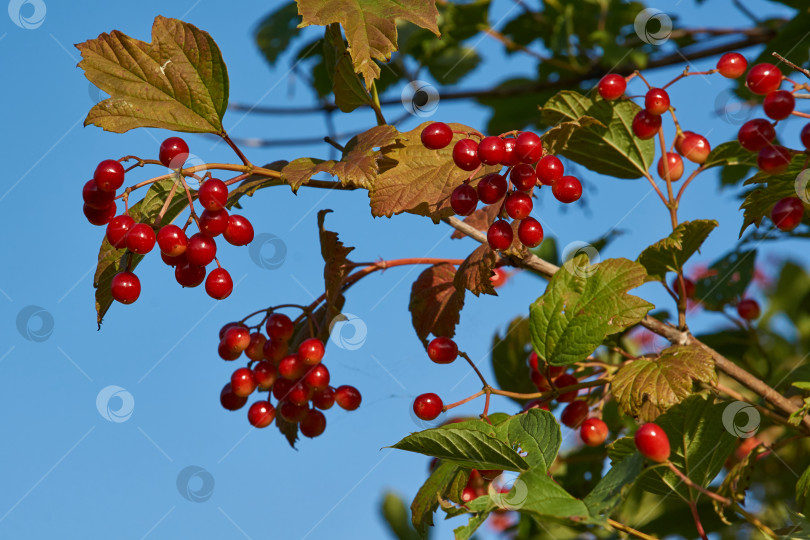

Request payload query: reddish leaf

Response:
[318,210,354,331]
[454,245,498,297]
[450,202,503,239]
[409,263,465,346]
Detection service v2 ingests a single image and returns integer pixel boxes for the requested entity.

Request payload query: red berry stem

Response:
[152,175,181,227]
[666,461,732,507]
[220,132,253,166]
[442,390,485,412]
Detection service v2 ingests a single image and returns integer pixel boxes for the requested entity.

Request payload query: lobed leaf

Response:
[636,220,717,282]
[491,317,536,403]
[702,141,758,170]
[453,244,497,297]
[740,157,809,234]
[409,263,465,347]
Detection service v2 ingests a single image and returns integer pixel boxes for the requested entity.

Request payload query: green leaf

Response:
[637,220,717,282]
[714,444,762,525]
[425,46,481,85]
[76,16,229,134]
[529,256,653,366]
[454,244,497,297]
[740,157,809,234]
[409,263,465,347]
[510,468,589,519]
[701,141,758,170]
[297,0,440,88]
[381,491,422,540]
[453,509,491,540]
[539,90,655,179]
[254,2,300,66]
[693,249,757,311]
[491,317,536,404]
[275,413,299,448]
[611,345,717,421]
[747,7,810,80]
[606,436,636,464]
[493,409,560,471]
[541,116,603,155]
[323,24,374,113]
[584,453,644,520]
[798,463,810,516]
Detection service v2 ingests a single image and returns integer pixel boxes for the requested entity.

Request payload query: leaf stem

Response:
[220,132,252,166]
[606,519,660,540]
[153,174,180,228]
[666,461,732,506]
[458,351,490,388]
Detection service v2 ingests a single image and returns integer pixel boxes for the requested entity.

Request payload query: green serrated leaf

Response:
[324,24,374,113]
[584,453,644,520]
[541,116,604,155]
[411,461,461,537]
[702,141,758,170]
[493,409,561,471]
[254,2,300,66]
[740,157,809,234]
[714,444,762,525]
[693,249,757,311]
[636,220,718,282]
[491,318,536,404]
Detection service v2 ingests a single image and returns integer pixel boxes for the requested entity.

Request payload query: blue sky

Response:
[0,1,805,539]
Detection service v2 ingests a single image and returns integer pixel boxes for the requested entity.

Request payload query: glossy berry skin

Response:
[298,338,325,366]
[554,373,579,402]
[83,180,116,209]
[490,268,508,288]
[335,385,362,411]
[266,313,294,342]
[253,361,277,390]
[175,262,206,288]
[737,298,761,320]
[527,351,539,371]
[548,365,565,378]
[220,383,248,411]
[421,122,453,150]
[632,110,662,140]
[523,399,550,412]
[303,364,330,392]
[680,133,711,164]
[746,63,782,96]
[657,152,684,181]
[552,176,582,203]
[247,401,275,428]
[83,202,116,226]
[536,155,563,186]
[413,393,443,421]
[279,354,307,380]
[644,88,670,115]
[757,145,792,175]
[106,215,135,249]
[477,136,505,165]
[311,387,336,410]
[198,178,228,211]
[159,137,190,168]
[262,339,288,364]
[161,251,186,267]
[597,74,626,100]
[222,326,251,354]
[738,119,776,151]
[156,224,187,256]
[505,191,533,220]
[531,369,550,391]
[672,277,696,299]
[771,197,804,231]
[460,487,476,503]
[518,217,544,248]
[300,409,327,437]
[93,159,125,192]
[186,233,217,266]
[560,400,589,428]
[427,337,458,364]
[126,224,156,254]
[452,139,481,171]
[500,138,519,166]
[508,164,535,192]
[580,418,609,446]
[762,90,795,121]
[450,184,478,216]
[279,401,308,422]
[205,268,233,300]
[111,272,141,304]
[515,132,543,164]
[199,209,229,237]
[635,423,671,462]
[230,367,256,397]
[224,215,254,246]
[218,341,240,361]
[219,322,243,340]
[674,131,693,155]
[487,220,513,251]
[716,52,747,79]
[801,124,810,150]
[271,378,294,401]
[477,174,507,204]
[246,335,266,361]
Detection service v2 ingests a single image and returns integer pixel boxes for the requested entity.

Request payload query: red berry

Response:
[175,261,206,287]
[645,88,670,115]
[231,367,256,397]
[716,52,747,79]
[279,401,308,422]
[515,132,543,164]
[219,322,243,340]
[509,164,536,192]
[477,136,505,165]
[288,382,311,406]
[580,418,609,446]
[801,124,810,150]
[335,385,362,411]
[156,224,188,256]
[427,337,458,364]
[125,224,156,254]
[490,268,508,288]
[523,399,550,412]
[757,145,792,174]
[505,191,533,220]
[186,233,217,266]
[161,251,186,267]
[554,373,579,402]
[272,378,294,401]
[531,369,550,391]
[219,341,241,362]
[111,272,141,304]
[159,137,189,168]
[247,401,275,428]
[83,202,116,226]
[413,393,443,421]
[205,268,233,300]
[253,361,277,389]
[548,365,565,378]
[83,180,116,209]
[450,184,478,216]
[560,400,589,428]
[527,351,539,371]
[487,220,513,251]
[763,90,795,121]
[262,339,288,364]
[300,408,327,437]
[771,197,805,231]
[303,364,330,392]
[536,155,563,186]
[198,178,228,211]
[657,152,684,181]
[421,122,453,150]
[452,139,481,171]
[298,338,325,366]
[518,217,544,247]
[266,313,294,342]
[106,214,135,248]
[746,63,782,96]
[552,176,582,203]
[597,74,626,100]
[738,119,776,151]
[220,383,248,411]
[632,110,662,139]
[223,215,254,246]
[737,298,761,320]
[477,174,507,204]
[635,423,671,462]
[93,159,125,192]
[674,131,693,155]
[279,354,307,380]
[312,386,336,410]
[223,326,251,354]
[672,277,696,298]
[680,133,711,164]
[199,209,229,237]
[500,138,519,166]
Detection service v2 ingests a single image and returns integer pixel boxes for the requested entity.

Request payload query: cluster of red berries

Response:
[420,122,584,251]
[217,312,361,437]
[83,137,256,305]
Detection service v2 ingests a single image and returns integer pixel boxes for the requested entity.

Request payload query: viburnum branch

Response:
[458,351,490,388]
[442,390,485,411]
[491,379,609,401]
[220,132,252,166]
[606,518,660,540]
[640,171,670,206]
[675,166,705,203]
[667,461,733,506]
[153,174,180,227]
[771,52,810,80]
[688,500,709,540]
